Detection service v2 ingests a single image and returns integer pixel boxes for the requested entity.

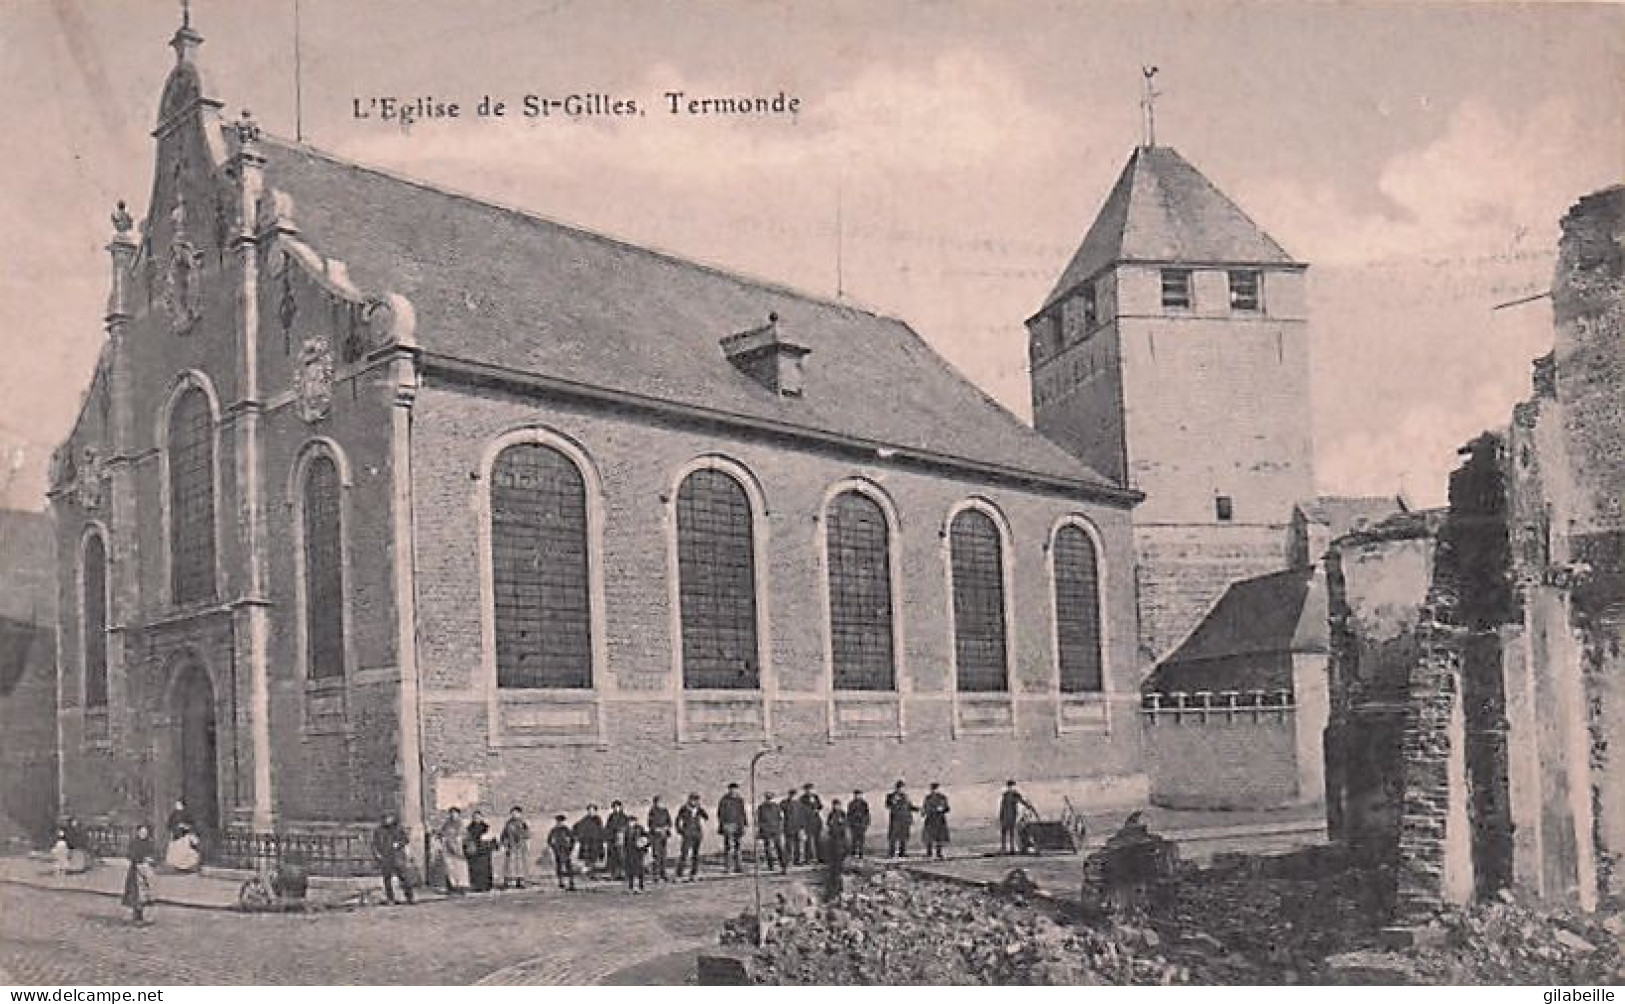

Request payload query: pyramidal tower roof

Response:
[1041,145,1299,311]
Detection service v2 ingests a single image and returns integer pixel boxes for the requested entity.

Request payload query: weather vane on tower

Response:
[1141,66,1160,148]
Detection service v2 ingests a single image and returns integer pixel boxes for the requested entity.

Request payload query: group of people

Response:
[372,778,1039,905]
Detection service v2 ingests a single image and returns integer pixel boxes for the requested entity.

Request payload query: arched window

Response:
[826,490,894,691]
[168,388,215,605]
[302,455,345,680]
[82,533,108,709]
[950,508,1008,692]
[676,468,759,690]
[1053,524,1103,693]
[491,443,592,689]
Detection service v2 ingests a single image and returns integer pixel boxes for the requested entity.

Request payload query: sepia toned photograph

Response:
[0,0,1621,987]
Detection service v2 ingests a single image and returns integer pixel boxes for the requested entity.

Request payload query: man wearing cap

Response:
[756,790,787,874]
[646,795,673,883]
[547,814,577,891]
[922,782,951,859]
[717,782,749,873]
[783,790,805,866]
[846,789,871,859]
[999,780,1033,855]
[675,792,709,881]
[604,800,630,880]
[799,783,825,865]
[885,780,916,858]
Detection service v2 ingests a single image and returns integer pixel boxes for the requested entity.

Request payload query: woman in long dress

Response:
[163,800,202,872]
[122,825,157,923]
[438,808,468,894]
[465,811,495,893]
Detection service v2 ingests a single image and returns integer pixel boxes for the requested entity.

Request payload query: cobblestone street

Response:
[0,871,788,985]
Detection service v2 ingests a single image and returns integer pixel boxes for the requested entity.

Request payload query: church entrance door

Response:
[172,657,220,839]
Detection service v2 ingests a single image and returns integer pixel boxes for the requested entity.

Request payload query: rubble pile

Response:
[1402,893,1623,985]
[724,871,1191,985]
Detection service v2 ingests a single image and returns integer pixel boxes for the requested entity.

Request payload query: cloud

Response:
[1246,98,1618,266]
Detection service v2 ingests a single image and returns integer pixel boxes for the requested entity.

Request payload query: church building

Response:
[49,18,1145,856]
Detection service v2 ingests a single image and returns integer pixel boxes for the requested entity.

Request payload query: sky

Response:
[0,0,1620,511]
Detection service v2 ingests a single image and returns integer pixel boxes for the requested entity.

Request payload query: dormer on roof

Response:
[721,313,811,397]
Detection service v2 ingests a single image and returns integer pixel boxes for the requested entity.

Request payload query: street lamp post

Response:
[748,744,782,946]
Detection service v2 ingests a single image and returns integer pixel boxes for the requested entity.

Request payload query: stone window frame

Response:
[475,426,610,749]
[1046,515,1113,735]
[1227,269,1263,313]
[77,521,113,746]
[1160,268,1194,311]
[941,497,1017,737]
[816,478,907,740]
[665,454,775,744]
[155,371,223,611]
[288,438,357,732]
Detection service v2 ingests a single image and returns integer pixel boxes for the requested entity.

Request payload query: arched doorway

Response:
[170,656,220,839]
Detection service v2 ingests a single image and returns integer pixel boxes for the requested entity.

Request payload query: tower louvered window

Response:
[827,491,894,691]
[677,468,759,690]
[1053,525,1103,693]
[302,455,345,680]
[83,534,108,708]
[168,388,215,605]
[950,509,1008,692]
[491,443,593,689]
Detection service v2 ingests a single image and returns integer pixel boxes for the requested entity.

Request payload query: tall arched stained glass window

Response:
[83,533,108,708]
[491,443,593,689]
[826,491,894,691]
[1053,524,1103,693]
[302,455,345,680]
[168,388,215,605]
[676,468,759,690]
[950,508,1008,692]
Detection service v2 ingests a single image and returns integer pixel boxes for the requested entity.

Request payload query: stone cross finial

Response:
[1140,66,1160,148]
[111,200,134,236]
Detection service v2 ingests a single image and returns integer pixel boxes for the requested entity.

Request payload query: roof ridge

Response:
[259,134,895,324]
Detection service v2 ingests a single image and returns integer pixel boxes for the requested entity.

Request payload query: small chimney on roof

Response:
[721,312,811,397]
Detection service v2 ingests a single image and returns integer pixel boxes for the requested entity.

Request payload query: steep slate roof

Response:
[1041,146,1298,312]
[259,139,1122,495]
[1142,567,1326,693]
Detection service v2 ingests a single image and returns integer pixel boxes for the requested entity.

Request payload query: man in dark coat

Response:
[998,780,1033,854]
[624,818,650,892]
[756,790,787,873]
[573,805,604,876]
[675,793,709,881]
[546,814,577,891]
[371,812,415,905]
[799,783,825,865]
[717,783,748,874]
[646,796,673,883]
[846,790,871,859]
[604,801,630,880]
[885,780,916,857]
[782,792,804,866]
[922,782,951,859]
[822,799,850,902]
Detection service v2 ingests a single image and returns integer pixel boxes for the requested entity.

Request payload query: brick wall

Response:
[1133,523,1294,665]
[406,380,1148,820]
[1140,700,1300,810]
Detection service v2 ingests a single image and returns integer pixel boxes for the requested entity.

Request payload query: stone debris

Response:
[719,842,1625,985]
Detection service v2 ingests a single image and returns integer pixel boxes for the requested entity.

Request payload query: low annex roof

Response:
[259,139,1125,499]
[1040,145,1299,313]
[1142,567,1326,694]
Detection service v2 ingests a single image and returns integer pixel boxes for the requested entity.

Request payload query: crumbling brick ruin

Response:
[1325,185,1625,922]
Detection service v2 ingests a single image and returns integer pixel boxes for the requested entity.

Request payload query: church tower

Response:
[1028,145,1313,666]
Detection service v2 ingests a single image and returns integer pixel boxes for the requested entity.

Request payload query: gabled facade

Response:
[1028,145,1314,666]
[50,18,1149,859]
